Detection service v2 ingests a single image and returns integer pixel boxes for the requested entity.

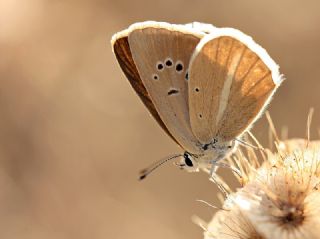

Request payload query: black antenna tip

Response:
[139,169,148,181]
[137,154,182,181]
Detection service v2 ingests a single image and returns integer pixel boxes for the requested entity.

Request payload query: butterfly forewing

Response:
[189,29,282,143]
[128,23,204,153]
[112,32,180,146]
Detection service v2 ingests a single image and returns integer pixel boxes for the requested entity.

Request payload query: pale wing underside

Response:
[189,29,282,143]
[112,34,180,146]
[128,23,203,153]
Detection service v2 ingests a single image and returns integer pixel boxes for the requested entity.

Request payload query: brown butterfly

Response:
[111,21,283,179]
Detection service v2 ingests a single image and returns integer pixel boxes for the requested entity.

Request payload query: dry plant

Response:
[194,111,320,239]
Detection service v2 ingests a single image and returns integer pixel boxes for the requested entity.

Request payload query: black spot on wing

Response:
[165,59,173,67]
[167,89,179,96]
[157,62,164,70]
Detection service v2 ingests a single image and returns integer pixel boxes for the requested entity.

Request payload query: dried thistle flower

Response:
[198,111,320,239]
[202,138,320,239]
[235,139,320,239]
[203,197,264,239]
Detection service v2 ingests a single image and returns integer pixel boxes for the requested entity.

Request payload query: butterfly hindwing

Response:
[188,28,283,143]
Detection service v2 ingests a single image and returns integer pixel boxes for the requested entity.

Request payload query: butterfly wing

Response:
[188,28,283,143]
[126,22,204,153]
[112,29,180,146]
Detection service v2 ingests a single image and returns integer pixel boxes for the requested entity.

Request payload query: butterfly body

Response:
[179,136,237,173]
[111,21,283,177]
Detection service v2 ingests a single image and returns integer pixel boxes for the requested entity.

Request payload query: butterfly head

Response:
[176,152,201,172]
[177,139,238,173]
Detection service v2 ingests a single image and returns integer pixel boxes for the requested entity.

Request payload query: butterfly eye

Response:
[184,153,193,167]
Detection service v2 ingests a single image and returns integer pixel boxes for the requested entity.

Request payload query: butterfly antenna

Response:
[139,154,182,180]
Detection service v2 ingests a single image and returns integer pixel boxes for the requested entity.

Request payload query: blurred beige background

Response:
[0,0,320,238]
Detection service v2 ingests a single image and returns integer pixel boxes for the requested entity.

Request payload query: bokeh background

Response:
[1,0,320,238]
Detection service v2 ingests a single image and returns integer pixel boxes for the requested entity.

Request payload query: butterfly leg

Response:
[209,169,229,197]
[208,162,241,197]
[209,158,242,178]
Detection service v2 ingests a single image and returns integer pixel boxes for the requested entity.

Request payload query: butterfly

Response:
[111,21,283,179]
